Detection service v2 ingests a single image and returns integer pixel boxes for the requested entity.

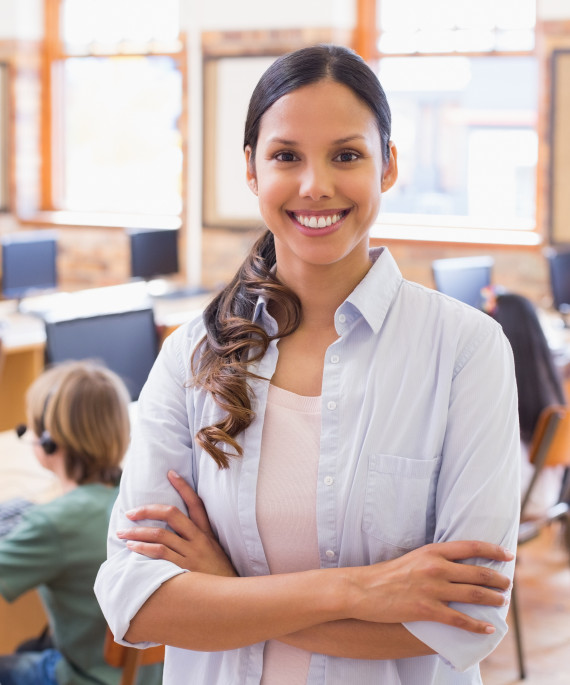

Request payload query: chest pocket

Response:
[362,453,438,550]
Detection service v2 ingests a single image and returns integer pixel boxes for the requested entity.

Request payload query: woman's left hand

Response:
[117,470,238,577]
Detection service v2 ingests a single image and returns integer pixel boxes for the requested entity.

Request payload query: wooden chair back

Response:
[528,405,570,469]
[103,627,164,685]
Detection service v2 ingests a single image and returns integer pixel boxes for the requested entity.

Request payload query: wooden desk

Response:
[0,287,211,431]
[0,307,46,431]
[0,429,62,652]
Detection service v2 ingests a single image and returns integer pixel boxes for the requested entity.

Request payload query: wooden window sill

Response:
[18,211,182,231]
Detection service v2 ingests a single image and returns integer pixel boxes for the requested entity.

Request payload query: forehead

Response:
[257,79,380,146]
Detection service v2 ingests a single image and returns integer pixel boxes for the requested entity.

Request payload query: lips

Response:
[289,209,349,229]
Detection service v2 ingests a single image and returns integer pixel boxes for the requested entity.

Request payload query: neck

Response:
[275,252,372,330]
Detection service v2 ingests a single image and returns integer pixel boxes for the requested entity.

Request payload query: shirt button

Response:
[327,401,337,411]
[325,549,335,559]
[330,354,340,364]
[338,314,346,323]
[324,475,334,486]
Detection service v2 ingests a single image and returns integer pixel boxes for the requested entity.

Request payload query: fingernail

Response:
[485,625,496,634]
[125,509,138,518]
[502,548,515,560]
[168,470,180,480]
[126,541,137,549]
[116,530,126,537]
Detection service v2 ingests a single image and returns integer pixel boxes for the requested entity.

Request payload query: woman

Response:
[95,45,519,685]
[487,291,566,518]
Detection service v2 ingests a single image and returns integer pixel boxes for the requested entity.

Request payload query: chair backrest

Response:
[522,405,570,517]
[528,405,570,469]
[545,248,570,313]
[104,627,164,685]
[431,256,494,309]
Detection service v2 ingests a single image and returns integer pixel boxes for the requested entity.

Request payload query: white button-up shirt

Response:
[95,247,520,685]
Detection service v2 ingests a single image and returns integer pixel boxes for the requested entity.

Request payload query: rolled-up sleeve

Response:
[403,323,520,671]
[94,324,198,647]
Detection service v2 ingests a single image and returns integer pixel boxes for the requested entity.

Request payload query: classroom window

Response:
[370,0,538,238]
[45,0,183,216]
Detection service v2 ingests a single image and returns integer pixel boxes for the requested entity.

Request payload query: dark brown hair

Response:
[490,293,566,443]
[193,44,392,468]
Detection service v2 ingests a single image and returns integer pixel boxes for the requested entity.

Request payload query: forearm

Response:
[279,620,435,659]
[125,568,349,651]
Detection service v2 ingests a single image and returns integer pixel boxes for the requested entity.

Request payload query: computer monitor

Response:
[546,250,570,314]
[432,256,494,309]
[44,307,159,401]
[1,230,58,300]
[128,228,179,281]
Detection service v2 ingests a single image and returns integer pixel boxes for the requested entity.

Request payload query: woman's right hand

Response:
[117,470,238,578]
[347,540,513,634]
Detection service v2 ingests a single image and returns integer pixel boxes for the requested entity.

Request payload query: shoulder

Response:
[28,485,117,531]
[399,278,503,337]
[160,313,206,364]
[396,279,510,372]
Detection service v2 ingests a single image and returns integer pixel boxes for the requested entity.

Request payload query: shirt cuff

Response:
[95,548,188,648]
[402,602,509,672]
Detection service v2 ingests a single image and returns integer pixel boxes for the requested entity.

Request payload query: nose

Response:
[299,161,333,200]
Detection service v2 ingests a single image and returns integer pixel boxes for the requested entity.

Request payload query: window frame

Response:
[355,0,543,247]
[41,0,186,221]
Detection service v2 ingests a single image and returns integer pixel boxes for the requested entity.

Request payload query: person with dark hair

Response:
[0,361,161,685]
[486,291,566,517]
[95,44,519,685]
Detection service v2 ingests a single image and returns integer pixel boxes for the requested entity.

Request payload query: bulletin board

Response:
[202,55,280,229]
[550,50,570,244]
[0,63,8,212]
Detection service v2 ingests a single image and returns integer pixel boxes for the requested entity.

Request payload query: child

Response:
[0,360,161,685]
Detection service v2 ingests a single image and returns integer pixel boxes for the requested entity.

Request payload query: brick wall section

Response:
[54,226,130,290]
[202,226,551,306]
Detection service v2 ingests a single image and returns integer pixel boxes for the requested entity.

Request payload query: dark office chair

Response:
[103,627,165,685]
[431,256,494,309]
[511,404,570,680]
[545,248,570,318]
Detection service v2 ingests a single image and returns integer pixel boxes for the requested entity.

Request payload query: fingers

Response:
[435,605,498,635]
[434,540,515,563]
[125,503,201,541]
[444,582,510,610]
[118,527,185,565]
[447,561,512,592]
[167,470,214,536]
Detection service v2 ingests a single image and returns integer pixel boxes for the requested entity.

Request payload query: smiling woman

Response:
[95,44,520,685]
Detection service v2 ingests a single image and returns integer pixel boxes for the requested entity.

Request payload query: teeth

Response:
[294,212,343,228]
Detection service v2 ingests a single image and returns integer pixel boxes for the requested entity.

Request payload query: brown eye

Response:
[335,151,359,163]
[275,151,298,162]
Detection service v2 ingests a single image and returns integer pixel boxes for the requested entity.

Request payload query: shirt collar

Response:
[251,247,403,336]
[343,247,403,335]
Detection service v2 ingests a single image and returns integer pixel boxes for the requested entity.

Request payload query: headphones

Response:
[38,392,58,455]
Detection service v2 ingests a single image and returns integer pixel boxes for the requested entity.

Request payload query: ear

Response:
[245,145,258,196]
[381,141,398,193]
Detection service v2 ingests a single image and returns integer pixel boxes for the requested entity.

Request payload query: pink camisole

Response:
[256,384,322,685]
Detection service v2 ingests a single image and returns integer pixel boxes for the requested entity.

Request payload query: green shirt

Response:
[0,484,161,685]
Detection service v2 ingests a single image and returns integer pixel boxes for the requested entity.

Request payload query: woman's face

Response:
[245,79,397,276]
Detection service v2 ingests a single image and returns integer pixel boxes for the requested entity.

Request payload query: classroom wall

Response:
[539,0,570,19]
[0,0,569,305]
[197,0,354,30]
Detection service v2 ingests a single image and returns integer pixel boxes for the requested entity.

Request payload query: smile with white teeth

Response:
[292,210,347,228]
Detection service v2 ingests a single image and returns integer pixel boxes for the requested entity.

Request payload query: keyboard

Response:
[0,497,34,537]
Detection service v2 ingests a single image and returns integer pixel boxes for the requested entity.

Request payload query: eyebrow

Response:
[266,134,367,146]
